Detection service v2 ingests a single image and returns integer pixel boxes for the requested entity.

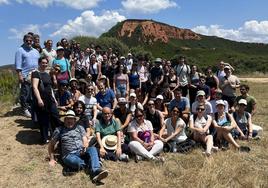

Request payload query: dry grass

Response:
[0,82,267,188]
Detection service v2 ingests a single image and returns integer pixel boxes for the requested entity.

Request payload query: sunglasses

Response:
[197,108,205,111]
[148,103,154,106]
[136,114,143,118]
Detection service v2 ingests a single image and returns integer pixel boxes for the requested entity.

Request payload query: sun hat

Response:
[99,75,107,80]
[128,53,132,56]
[78,78,88,85]
[130,93,136,98]
[215,89,222,94]
[56,46,64,51]
[216,100,225,106]
[118,97,127,104]
[238,99,247,105]
[197,90,206,96]
[102,135,117,150]
[224,65,231,70]
[60,110,78,122]
[156,95,164,100]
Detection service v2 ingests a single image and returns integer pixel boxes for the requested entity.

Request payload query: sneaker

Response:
[135,155,143,163]
[119,153,129,162]
[62,167,77,176]
[23,109,31,118]
[212,146,219,153]
[239,146,250,153]
[92,169,108,183]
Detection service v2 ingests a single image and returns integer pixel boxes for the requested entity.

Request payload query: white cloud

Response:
[51,10,126,38]
[9,24,41,39]
[122,0,177,14]
[3,0,101,9]
[9,22,60,40]
[0,0,9,5]
[192,20,268,43]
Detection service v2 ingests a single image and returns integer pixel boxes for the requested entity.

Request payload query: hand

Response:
[247,134,252,140]
[38,99,44,107]
[49,159,57,167]
[239,134,247,140]
[100,147,107,157]
[115,147,122,158]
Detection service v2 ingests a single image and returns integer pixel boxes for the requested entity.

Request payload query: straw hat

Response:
[101,135,117,150]
[60,110,78,122]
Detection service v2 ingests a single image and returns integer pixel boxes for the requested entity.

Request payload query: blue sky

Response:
[1,0,268,66]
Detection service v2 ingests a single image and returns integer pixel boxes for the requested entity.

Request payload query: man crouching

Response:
[48,110,108,183]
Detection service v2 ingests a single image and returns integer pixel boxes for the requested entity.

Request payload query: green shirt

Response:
[95,118,120,138]
[235,95,256,113]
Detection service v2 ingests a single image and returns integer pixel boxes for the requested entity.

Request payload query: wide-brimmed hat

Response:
[216,100,225,106]
[60,110,78,122]
[69,78,78,83]
[238,99,247,106]
[102,135,117,150]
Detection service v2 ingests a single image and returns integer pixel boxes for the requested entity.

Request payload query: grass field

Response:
[0,81,267,188]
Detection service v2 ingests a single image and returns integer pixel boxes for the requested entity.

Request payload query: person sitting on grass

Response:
[48,110,108,183]
[189,103,218,157]
[232,99,260,140]
[159,106,188,152]
[212,100,250,152]
[127,108,164,162]
[95,107,129,162]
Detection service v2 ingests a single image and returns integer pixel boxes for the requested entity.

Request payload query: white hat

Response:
[216,100,225,106]
[120,56,125,59]
[128,53,132,56]
[224,65,231,70]
[60,110,78,122]
[102,135,117,150]
[197,90,206,96]
[238,99,247,105]
[130,93,136,98]
[118,97,127,104]
[56,46,64,51]
[156,95,164,100]
[69,78,78,83]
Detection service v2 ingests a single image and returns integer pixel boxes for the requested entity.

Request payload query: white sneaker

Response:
[119,153,129,162]
[23,109,31,118]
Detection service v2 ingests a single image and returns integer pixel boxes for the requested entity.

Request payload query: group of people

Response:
[14,33,263,183]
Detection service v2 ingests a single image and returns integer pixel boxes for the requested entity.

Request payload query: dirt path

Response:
[240,77,268,83]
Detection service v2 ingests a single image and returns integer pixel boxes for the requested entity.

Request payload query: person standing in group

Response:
[41,39,56,70]
[174,56,191,97]
[219,65,240,110]
[32,57,60,144]
[15,34,40,117]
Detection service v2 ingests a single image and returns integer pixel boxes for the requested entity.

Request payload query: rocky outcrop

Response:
[118,19,201,43]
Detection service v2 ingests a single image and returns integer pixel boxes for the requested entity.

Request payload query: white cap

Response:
[216,100,225,106]
[156,95,164,100]
[197,90,205,96]
[238,99,247,105]
[130,93,136,98]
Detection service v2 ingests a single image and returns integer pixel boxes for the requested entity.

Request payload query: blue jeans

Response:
[63,147,100,173]
[20,80,32,110]
[116,84,127,97]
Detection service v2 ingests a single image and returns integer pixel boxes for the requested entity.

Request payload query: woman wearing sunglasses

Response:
[189,103,218,156]
[128,108,164,161]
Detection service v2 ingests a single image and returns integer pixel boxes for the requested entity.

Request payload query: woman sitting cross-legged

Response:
[127,108,164,162]
[189,103,218,157]
[212,100,250,152]
[159,106,188,152]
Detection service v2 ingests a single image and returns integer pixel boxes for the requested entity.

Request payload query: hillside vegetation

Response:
[100,19,268,73]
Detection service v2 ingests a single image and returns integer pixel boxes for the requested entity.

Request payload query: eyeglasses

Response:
[197,108,205,111]
[148,103,154,106]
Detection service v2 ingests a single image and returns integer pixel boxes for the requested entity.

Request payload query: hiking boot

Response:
[23,109,31,118]
[92,169,108,183]
[119,153,129,162]
[239,146,250,153]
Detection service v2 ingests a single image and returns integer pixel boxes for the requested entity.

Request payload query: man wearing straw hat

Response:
[48,110,108,183]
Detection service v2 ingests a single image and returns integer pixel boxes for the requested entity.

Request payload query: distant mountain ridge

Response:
[101,19,268,73]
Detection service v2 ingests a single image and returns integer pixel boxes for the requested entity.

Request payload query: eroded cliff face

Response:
[118,20,201,43]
